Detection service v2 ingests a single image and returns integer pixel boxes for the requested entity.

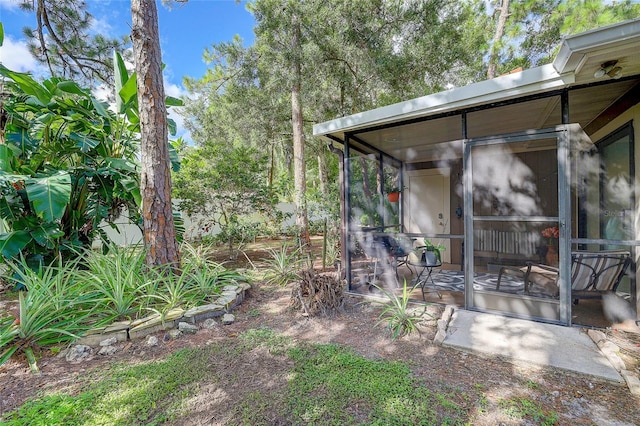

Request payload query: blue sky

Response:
[0,0,257,139]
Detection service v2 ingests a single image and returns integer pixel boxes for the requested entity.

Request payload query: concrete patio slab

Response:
[442,309,624,384]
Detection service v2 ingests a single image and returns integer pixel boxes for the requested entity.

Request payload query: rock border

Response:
[586,329,640,396]
[75,283,250,347]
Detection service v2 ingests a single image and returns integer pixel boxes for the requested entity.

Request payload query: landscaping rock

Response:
[146,336,158,347]
[168,329,182,340]
[178,322,198,334]
[202,318,218,329]
[217,294,237,308]
[434,329,447,346]
[129,310,184,340]
[183,303,225,323]
[620,370,640,396]
[222,284,240,293]
[76,330,127,347]
[99,337,118,347]
[66,345,93,363]
[98,345,118,356]
[222,313,235,325]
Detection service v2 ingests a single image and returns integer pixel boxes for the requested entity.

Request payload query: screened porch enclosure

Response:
[343,124,636,327]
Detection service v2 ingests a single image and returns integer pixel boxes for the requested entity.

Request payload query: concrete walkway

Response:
[441,309,624,383]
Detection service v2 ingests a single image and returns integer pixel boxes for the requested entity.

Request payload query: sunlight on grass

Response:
[3,330,499,425]
[1,348,212,425]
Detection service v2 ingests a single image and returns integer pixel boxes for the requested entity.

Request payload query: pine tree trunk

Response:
[130,0,180,269]
[291,11,310,247]
[318,150,329,196]
[487,0,510,79]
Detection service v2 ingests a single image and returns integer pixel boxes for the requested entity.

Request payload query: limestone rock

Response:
[99,337,118,347]
[66,345,93,363]
[222,313,235,325]
[168,329,182,340]
[98,345,118,356]
[183,303,225,323]
[202,318,218,329]
[178,322,198,334]
[146,336,159,347]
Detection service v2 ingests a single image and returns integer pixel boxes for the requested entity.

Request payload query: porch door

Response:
[406,169,451,263]
[464,128,572,324]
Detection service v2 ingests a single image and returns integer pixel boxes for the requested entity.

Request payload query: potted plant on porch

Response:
[386,187,403,202]
[423,239,446,264]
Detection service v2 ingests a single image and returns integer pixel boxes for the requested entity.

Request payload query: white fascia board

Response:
[554,18,640,74]
[313,64,574,137]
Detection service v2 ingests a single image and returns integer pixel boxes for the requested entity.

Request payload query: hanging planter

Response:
[387,191,400,202]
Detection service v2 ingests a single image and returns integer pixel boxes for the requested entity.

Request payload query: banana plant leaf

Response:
[25,172,72,222]
[0,230,31,258]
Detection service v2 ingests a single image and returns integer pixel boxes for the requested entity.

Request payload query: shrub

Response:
[372,281,430,340]
[0,257,95,372]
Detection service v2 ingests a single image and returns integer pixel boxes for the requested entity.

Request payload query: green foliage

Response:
[285,343,465,425]
[372,281,430,340]
[0,243,245,372]
[261,243,306,286]
[1,348,211,425]
[483,0,640,76]
[0,257,95,372]
[174,144,282,254]
[499,396,558,426]
[18,0,130,87]
[80,245,151,321]
[177,242,246,304]
[0,65,142,266]
[144,242,246,317]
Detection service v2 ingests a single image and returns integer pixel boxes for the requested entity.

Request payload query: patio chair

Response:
[408,246,442,300]
[360,235,400,285]
[497,250,631,301]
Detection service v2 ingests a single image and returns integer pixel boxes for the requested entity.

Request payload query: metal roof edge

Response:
[554,18,640,74]
[313,64,573,137]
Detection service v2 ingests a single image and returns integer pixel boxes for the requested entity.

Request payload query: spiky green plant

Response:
[372,281,430,340]
[145,264,199,316]
[0,258,93,372]
[179,242,245,303]
[262,243,305,286]
[80,245,152,321]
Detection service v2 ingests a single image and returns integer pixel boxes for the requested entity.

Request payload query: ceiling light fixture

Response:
[594,60,623,79]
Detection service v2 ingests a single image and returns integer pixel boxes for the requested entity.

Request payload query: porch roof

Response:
[313,19,640,163]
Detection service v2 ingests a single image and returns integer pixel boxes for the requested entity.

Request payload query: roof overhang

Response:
[313,18,640,155]
[313,64,574,137]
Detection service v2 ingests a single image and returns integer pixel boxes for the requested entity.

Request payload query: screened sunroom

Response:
[313,19,640,327]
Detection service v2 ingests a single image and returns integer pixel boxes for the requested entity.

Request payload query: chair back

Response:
[570,251,631,292]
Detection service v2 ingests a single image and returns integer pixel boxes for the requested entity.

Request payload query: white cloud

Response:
[0,36,45,74]
[90,16,114,37]
[164,81,186,98]
[0,0,20,12]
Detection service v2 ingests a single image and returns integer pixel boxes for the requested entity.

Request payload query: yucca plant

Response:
[145,264,199,316]
[372,281,430,340]
[81,245,152,321]
[182,260,245,304]
[0,259,93,373]
[262,243,305,286]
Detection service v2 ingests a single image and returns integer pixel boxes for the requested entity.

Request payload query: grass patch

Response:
[1,348,214,425]
[238,326,294,355]
[282,343,467,425]
[4,331,477,425]
[499,396,558,426]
